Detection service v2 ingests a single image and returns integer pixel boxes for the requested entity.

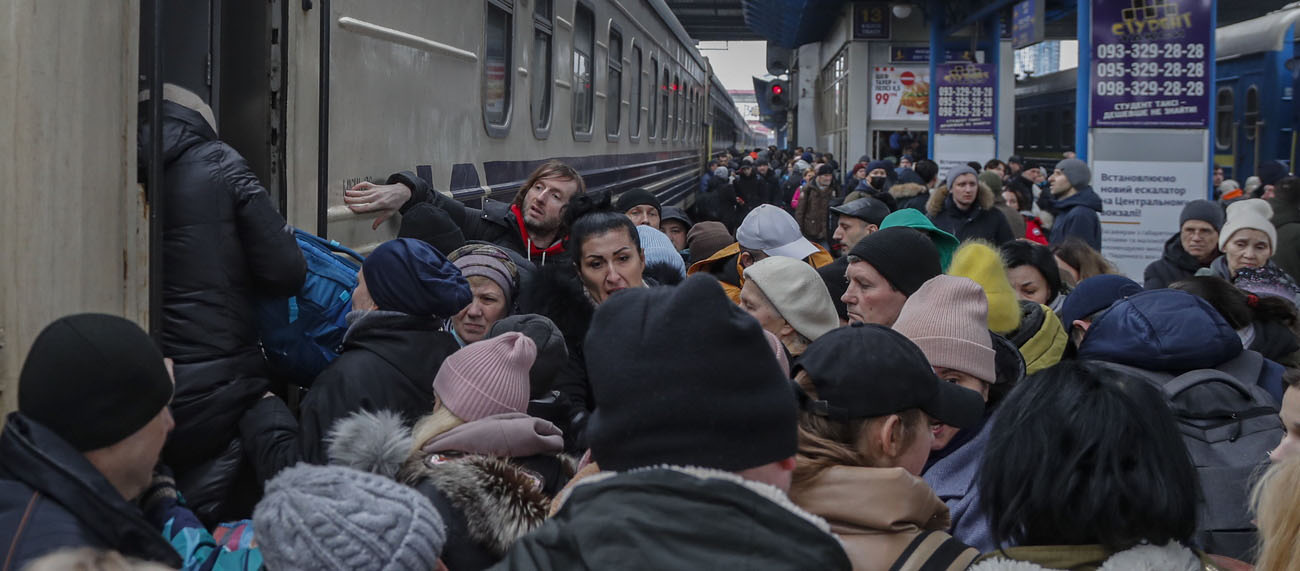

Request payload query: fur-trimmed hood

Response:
[971,542,1211,570]
[927,180,996,216]
[327,409,576,559]
[889,181,929,200]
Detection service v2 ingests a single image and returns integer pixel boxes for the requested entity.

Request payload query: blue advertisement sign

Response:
[1013,0,1045,49]
[1090,0,1213,128]
[889,47,981,63]
[853,3,891,40]
[936,63,997,134]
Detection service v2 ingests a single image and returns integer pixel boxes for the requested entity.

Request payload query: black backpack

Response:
[1111,352,1282,560]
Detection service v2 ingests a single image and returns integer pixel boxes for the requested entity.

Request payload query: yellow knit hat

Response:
[947,241,1021,335]
[1018,304,1067,375]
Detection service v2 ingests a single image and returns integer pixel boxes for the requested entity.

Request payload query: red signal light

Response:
[772,84,783,96]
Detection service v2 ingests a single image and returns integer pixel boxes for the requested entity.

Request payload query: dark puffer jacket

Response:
[0,414,182,569]
[490,466,852,570]
[1046,186,1104,250]
[926,183,1015,245]
[139,100,306,521]
[1144,233,1215,289]
[238,310,461,480]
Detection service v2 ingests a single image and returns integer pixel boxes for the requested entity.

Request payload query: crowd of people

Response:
[6,88,1300,571]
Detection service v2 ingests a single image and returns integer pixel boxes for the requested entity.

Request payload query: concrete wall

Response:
[0,0,147,414]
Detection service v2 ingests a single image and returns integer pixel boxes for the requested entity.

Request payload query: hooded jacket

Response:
[327,410,574,571]
[0,414,183,569]
[139,99,306,521]
[795,178,834,241]
[1047,186,1104,250]
[733,169,767,214]
[1272,200,1300,283]
[389,171,569,266]
[926,182,1015,245]
[889,182,931,213]
[1144,233,1215,289]
[489,466,852,570]
[922,413,997,553]
[790,466,977,571]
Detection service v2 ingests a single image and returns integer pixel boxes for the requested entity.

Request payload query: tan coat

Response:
[791,466,976,571]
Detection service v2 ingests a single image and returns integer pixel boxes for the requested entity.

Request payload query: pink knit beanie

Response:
[433,332,536,422]
[891,275,997,383]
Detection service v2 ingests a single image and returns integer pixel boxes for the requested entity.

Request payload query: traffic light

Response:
[754,76,789,116]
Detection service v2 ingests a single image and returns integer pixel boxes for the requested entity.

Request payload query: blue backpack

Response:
[257,229,364,387]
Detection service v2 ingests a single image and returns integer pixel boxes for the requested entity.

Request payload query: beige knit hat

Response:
[432,332,536,421]
[891,275,997,383]
[1219,198,1277,250]
[744,256,840,342]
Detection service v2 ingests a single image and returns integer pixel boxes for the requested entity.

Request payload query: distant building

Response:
[728,89,775,144]
[1015,40,1079,78]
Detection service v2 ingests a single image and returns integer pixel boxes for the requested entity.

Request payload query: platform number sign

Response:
[1090,0,1212,128]
[853,3,891,40]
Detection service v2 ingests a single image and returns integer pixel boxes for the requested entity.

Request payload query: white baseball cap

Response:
[736,205,819,261]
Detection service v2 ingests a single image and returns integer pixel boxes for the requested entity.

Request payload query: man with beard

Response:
[1045,158,1103,250]
[346,161,586,265]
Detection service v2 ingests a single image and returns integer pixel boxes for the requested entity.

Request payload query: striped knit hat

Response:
[433,332,536,421]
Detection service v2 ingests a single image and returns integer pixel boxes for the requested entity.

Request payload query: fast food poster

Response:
[871,66,929,122]
[935,62,997,134]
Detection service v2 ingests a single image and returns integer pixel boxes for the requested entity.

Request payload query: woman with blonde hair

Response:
[789,324,985,570]
[1252,457,1300,570]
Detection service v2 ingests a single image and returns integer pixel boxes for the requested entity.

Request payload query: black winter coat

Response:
[929,195,1015,245]
[758,170,782,205]
[1144,233,1213,289]
[489,467,851,570]
[390,171,569,266]
[0,414,182,569]
[733,172,767,215]
[239,310,460,479]
[139,100,305,520]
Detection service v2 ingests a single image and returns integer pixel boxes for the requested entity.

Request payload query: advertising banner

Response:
[1013,0,1045,49]
[1094,157,1207,279]
[889,47,982,63]
[871,66,929,121]
[1090,0,1213,128]
[853,3,891,40]
[936,63,996,134]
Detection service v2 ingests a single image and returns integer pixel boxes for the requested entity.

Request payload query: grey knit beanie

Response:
[1055,158,1091,188]
[253,464,447,571]
[1178,199,1225,231]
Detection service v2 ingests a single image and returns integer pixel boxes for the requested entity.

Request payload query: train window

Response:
[572,3,595,137]
[1216,87,1234,150]
[530,0,553,137]
[606,26,623,139]
[630,45,642,139]
[672,74,680,141]
[1244,85,1259,141]
[648,56,659,139]
[483,0,513,136]
[660,69,670,142]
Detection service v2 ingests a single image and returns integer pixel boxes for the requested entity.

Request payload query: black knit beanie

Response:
[614,188,661,215]
[18,314,173,451]
[584,274,798,472]
[847,227,941,295]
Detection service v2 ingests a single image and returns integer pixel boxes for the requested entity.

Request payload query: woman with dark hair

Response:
[1171,276,1300,379]
[520,192,650,452]
[1000,240,1067,312]
[973,360,1213,570]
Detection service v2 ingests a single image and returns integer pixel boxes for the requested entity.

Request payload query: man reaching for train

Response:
[347,161,586,266]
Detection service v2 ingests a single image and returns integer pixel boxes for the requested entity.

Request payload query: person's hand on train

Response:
[345,181,412,230]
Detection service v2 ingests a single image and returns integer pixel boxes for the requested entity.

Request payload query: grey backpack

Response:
[1113,351,1282,560]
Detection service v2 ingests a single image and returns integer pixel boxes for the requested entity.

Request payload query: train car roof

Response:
[1217,3,1300,61]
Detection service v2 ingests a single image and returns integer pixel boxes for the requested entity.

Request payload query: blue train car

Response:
[1213,7,1300,180]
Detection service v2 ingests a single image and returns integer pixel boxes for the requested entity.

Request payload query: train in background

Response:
[0,0,756,412]
[146,0,758,253]
[1014,3,1300,180]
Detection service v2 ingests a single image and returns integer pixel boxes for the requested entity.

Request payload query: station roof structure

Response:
[664,0,1291,48]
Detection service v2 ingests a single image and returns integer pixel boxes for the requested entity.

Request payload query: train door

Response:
[1241,83,1263,178]
[140,0,287,211]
